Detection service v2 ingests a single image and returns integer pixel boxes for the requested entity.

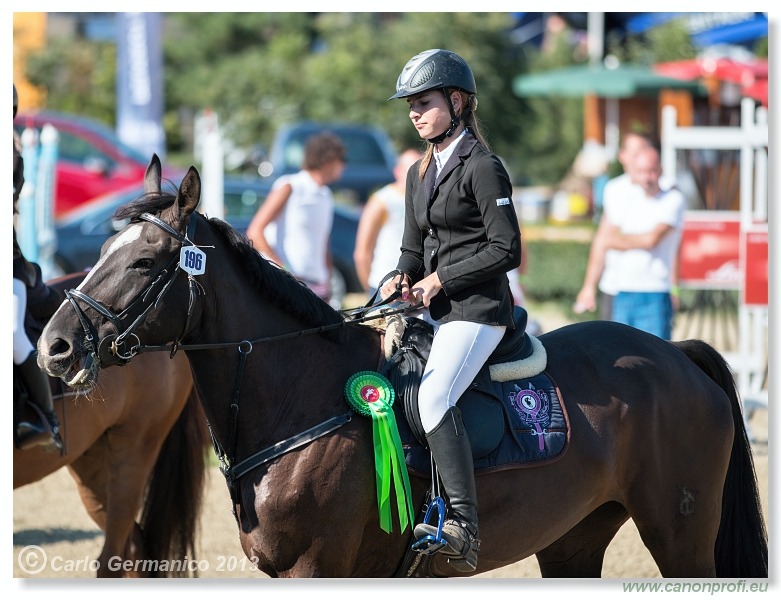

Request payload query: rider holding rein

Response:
[382,49,521,571]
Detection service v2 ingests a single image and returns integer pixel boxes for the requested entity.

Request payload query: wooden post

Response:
[584,94,603,143]
[659,89,693,129]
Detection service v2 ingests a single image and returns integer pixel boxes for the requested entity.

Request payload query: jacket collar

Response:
[423,131,478,200]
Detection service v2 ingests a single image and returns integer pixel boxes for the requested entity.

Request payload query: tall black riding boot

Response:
[16,352,63,451]
[413,406,479,571]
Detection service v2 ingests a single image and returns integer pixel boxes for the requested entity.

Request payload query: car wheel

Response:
[329,268,347,311]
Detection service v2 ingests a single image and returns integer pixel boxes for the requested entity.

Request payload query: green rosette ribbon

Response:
[344,371,414,534]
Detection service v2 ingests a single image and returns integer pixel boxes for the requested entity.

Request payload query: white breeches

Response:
[418,319,506,433]
[13,278,34,364]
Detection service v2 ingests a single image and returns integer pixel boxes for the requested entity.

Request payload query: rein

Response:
[136,268,415,356]
[64,209,422,498]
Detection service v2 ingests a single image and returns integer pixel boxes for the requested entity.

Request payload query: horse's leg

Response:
[96,423,176,577]
[69,447,149,578]
[617,397,731,577]
[535,502,629,577]
[627,487,723,577]
[239,421,413,577]
[67,442,116,574]
[67,423,168,577]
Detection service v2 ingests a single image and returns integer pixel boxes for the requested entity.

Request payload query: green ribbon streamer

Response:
[368,395,415,534]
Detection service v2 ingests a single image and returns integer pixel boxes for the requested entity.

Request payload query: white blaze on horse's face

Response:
[79,224,145,288]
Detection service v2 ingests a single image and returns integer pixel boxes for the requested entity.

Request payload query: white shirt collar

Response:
[434,129,467,176]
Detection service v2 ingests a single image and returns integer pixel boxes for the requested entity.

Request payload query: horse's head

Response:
[39,154,204,387]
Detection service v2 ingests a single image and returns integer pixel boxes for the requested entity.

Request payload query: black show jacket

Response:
[396,132,521,327]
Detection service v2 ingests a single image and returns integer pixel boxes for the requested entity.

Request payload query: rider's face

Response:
[406,91,459,140]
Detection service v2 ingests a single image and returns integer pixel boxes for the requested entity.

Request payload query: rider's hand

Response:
[380,273,410,301]
[409,272,442,308]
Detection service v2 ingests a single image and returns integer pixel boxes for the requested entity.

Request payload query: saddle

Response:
[380,306,569,476]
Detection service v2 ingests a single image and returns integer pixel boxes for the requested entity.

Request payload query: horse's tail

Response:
[139,388,210,577]
[673,339,768,577]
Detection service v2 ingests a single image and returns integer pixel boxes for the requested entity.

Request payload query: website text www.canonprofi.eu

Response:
[623,580,768,594]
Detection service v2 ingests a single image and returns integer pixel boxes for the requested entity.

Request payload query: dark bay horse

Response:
[15,273,209,578]
[37,156,767,578]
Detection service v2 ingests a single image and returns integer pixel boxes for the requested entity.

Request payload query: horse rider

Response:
[13,83,64,451]
[382,49,522,571]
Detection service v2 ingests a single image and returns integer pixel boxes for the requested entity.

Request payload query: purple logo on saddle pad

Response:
[509,384,550,451]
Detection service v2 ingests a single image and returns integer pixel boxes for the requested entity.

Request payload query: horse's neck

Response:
[186,319,382,454]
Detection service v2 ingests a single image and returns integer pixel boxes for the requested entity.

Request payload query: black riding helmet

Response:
[389,49,477,144]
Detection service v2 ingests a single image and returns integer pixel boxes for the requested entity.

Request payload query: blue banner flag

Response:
[116,12,166,159]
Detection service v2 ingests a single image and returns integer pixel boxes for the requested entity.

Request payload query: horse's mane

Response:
[114,192,346,341]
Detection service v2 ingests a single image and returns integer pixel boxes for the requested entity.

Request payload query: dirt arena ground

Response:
[12,405,768,581]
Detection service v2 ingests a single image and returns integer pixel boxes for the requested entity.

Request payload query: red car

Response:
[13,111,175,219]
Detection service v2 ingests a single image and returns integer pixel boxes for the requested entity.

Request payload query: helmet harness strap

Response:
[427,88,462,145]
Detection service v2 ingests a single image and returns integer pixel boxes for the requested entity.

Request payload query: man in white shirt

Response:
[601,146,685,339]
[575,131,654,320]
[246,132,346,302]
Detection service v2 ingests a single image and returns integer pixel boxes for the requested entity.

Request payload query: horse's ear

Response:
[144,154,162,194]
[176,166,201,217]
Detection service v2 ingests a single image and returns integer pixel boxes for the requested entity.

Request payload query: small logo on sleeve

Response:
[496,197,511,206]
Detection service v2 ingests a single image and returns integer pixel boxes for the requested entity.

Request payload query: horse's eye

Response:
[132,258,155,270]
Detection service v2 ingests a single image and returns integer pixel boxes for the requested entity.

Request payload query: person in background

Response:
[246,132,346,303]
[354,148,423,297]
[13,83,63,451]
[598,145,684,340]
[381,49,521,571]
[574,131,654,320]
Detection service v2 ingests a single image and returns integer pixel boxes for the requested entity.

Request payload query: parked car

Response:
[267,122,397,204]
[13,111,179,218]
[53,177,363,309]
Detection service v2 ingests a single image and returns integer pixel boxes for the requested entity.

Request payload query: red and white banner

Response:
[744,226,768,306]
[679,212,741,289]
[678,211,768,307]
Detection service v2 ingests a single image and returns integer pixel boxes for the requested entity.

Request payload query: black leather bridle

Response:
[65,212,203,367]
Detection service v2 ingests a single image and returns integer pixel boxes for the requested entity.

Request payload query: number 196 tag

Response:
[180,246,206,275]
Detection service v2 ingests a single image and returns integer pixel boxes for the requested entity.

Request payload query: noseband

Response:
[65,212,202,367]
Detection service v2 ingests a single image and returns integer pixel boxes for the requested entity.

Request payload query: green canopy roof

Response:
[513,64,706,98]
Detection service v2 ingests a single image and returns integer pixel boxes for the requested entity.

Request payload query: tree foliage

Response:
[161,12,532,178]
[22,12,749,187]
[23,37,117,125]
[611,21,698,64]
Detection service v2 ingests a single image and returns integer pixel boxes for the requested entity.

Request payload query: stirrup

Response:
[15,408,63,452]
[411,496,447,555]
[16,424,62,452]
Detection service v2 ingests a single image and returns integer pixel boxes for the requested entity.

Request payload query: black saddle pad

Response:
[396,370,568,477]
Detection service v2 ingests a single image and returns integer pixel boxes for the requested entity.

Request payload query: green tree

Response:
[510,24,584,185]
[612,20,698,64]
[23,37,117,125]
[24,12,741,187]
[297,13,527,168]
[160,12,529,175]
[163,12,315,154]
